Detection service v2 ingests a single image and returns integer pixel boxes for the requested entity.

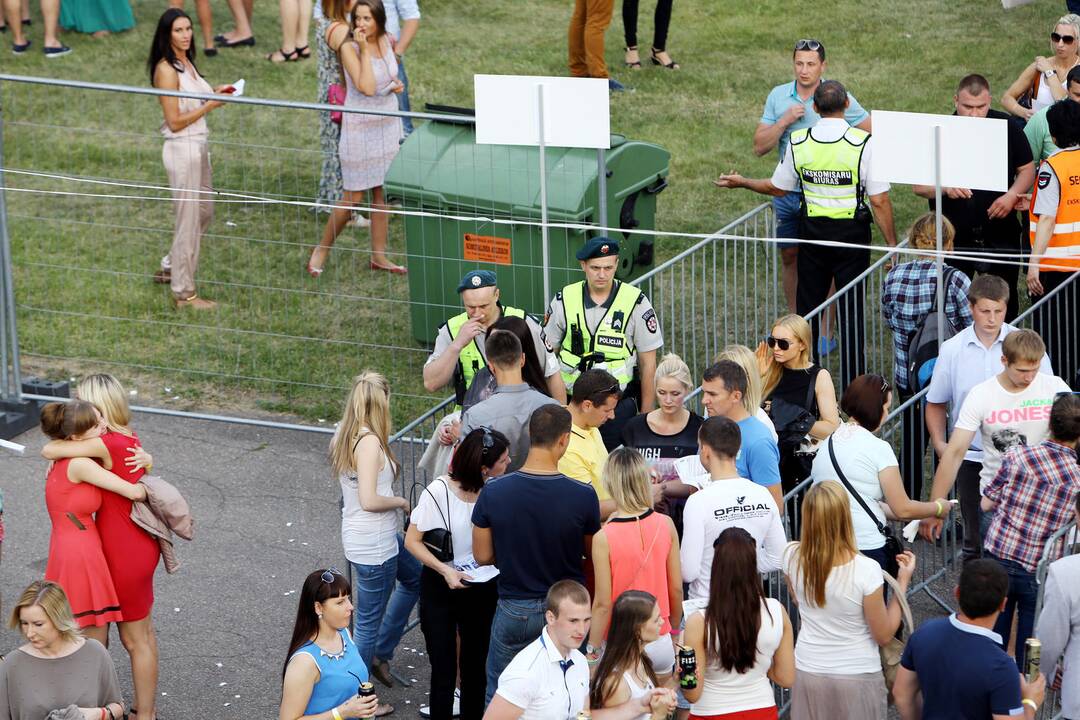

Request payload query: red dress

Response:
[96,430,159,621]
[44,459,123,627]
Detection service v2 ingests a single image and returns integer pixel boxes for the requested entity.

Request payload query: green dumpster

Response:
[384,113,670,346]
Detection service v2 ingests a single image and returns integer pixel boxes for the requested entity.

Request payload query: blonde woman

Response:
[717,344,777,441]
[1004,14,1080,119]
[783,481,915,720]
[41,374,160,720]
[0,581,125,720]
[588,448,682,679]
[621,353,702,532]
[756,314,839,508]
[330,371,419,711]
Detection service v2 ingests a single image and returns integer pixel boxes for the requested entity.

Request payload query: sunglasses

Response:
[320,566,344,584]
[766,336,791,351]
[795,38,823,52]
[1052,32,1076,44]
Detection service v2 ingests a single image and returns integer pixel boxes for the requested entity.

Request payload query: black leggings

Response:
[622,0,673,51]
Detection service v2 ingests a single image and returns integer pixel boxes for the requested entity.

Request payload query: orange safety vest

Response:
[1030,148,1080,272]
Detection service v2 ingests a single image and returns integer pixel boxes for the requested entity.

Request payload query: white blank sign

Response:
[870,110,1007,192]
[474,74,610,149]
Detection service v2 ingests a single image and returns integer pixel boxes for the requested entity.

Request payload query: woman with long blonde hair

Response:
[41,374,160,720]
[756,314,839,526]
[331,371,418,713]
[783,481,915,720]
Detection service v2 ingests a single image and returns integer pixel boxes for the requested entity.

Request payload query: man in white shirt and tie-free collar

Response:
[483,580,676,720]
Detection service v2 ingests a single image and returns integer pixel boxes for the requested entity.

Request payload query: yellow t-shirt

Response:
[559,422,610,501]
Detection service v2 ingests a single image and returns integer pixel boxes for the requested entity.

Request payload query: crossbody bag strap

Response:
[804,367,819,416]
[827,435,887,537]
[422,480,450,531]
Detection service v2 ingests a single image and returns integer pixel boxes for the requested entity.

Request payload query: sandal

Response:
[267,47,299,62]
[624,45,641,69]
[650,47,680,69]
[296,44,311,59]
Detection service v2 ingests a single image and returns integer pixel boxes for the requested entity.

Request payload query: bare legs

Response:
[269,0,310,60]
[83,623,109,646]
[310,188,398,272]
[219,0,253,43]
[0,0,28,31]
[120,617,160,720]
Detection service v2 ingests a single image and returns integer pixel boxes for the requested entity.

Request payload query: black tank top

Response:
[771,365,823,417]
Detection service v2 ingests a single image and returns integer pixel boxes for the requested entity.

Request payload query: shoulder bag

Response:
[421,479,454,563]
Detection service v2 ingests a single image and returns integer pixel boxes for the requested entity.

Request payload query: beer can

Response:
[677,647,698,690]
[1026,638,1042,684]
[358,682,376,720]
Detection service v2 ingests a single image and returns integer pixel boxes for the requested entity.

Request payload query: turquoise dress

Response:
[290,629,369,715]
[60,0,134,34]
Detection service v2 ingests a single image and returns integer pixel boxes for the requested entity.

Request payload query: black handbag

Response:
[827,436,904,579]
[422,479,454,563]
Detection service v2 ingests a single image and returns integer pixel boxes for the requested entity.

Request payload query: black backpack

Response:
[907,267,959,393]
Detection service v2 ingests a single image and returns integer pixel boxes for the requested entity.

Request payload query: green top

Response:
[1024,106,1059,164]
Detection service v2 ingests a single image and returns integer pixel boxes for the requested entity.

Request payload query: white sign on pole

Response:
[870,110,1008,192]
[474,74,610,149]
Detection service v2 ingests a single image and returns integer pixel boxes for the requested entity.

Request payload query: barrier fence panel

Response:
[1030,521,1078,720]
[633,203,779,381]
[0,74,674,427]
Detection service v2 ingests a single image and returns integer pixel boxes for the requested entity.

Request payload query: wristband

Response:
[934,499,944,518]
[1022,698,1038,711]
[332,708,344,720]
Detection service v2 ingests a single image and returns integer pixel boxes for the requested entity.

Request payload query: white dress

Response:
[338,37,403,191]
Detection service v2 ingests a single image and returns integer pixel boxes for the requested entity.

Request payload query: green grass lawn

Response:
[0,0,1059,425]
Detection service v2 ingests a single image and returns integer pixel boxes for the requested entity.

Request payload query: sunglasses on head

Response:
[1052,32,1076,44]
[320,566,344,584]
[795,38,823,52]
[766,336,791,351]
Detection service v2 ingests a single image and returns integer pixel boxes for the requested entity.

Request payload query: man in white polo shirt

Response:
[680,417,787,600]
[484,580,676,720]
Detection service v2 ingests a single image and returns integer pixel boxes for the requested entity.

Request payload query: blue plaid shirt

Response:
[881,260,973,391]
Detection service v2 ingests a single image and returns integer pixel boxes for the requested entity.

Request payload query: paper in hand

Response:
[231,79,246,97]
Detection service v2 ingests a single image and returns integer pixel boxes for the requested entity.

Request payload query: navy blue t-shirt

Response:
[472,470,601,600]
[900,615,1024,719]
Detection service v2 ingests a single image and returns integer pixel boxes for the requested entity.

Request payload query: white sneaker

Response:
[348,213,370,228]
[419,688,460,717]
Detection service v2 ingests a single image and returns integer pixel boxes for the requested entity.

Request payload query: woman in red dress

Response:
[42,374,161,720]
[40,401,147,647]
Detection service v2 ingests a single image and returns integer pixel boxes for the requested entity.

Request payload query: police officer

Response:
[543,237,664,449]
[423,270,565,407]
[1029,98,1080,382]
[714,79,897,389]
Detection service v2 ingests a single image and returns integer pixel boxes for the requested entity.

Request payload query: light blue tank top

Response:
[290,629,369,715]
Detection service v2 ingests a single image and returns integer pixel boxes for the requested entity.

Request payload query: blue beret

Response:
[457,270,498,293]
[576,236,620,261]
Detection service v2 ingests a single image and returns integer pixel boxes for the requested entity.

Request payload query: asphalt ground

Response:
[0,410,963,720]
[0,413,431,720]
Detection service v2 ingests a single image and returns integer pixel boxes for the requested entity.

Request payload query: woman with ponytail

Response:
[41,374,161,720]
[39,401,146,649]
